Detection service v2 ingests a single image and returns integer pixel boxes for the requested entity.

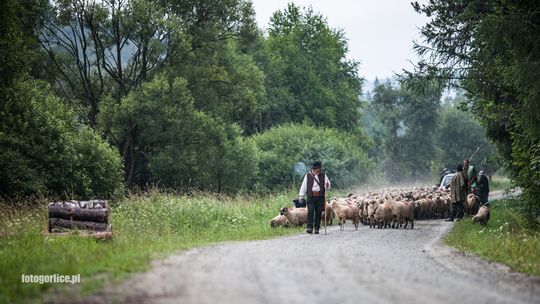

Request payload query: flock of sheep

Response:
[270,186,491,230]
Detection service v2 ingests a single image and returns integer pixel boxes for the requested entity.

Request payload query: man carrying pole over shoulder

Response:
[299,161,331,234]
[463,159,477,194]
[464,147,480,194]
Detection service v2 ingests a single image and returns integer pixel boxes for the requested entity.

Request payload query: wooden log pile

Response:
[48,200,111,234]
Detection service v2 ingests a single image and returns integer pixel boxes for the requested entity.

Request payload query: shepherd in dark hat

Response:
[299,161,331,234]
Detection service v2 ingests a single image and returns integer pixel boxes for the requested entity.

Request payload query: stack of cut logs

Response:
[48,200,111,233]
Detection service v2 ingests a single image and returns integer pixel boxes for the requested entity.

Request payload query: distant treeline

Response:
[0,1,504,203]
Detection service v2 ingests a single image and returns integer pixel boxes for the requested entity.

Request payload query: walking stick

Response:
[324,197,327,235]
[469,146,480,162]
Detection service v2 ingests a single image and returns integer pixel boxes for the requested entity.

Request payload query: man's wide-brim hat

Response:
[312,161,322,169]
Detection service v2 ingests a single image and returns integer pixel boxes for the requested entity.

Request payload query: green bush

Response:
[0,79,124,199]
[252,123,371,190]
[100,74,259,193]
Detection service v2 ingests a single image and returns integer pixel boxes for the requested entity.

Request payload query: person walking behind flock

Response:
[299,161,331,234]
[446,165,467,222]
[477,170,490,206]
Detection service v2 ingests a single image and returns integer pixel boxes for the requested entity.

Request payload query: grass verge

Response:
[0,191,303,303]
[445,198,540,276]
[489,175,514,191]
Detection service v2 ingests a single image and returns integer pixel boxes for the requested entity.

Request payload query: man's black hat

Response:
[456,164,463,172]
[312,161,322,169]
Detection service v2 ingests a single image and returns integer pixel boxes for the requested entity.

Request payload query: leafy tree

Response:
[40,0,168,126]
[0,79,123,199]
[99,73,258,193]
[39,0,171,188]
[371,80,441,182]
[436,103,497,176]
[0,0,123,200]
[40,0,265,187]
[409,0,540,223]
[169,39,266,135]
[259,4,363,133]
[0,0,45,87]
[162,0,267,135]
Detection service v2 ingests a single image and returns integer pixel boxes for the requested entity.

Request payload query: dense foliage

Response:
[409,0,540,223]
[252,124,371,190]
[436,101,498,175]
[369,80,441,182]
[99,73,259,193]
[0,0,123,199]
[0,79,124,199]
[1,0,511,201]
[258,4,363,132]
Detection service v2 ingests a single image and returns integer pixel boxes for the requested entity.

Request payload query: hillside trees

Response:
[36,1,368,193]
[40,0,265,189]
[40,0,170,187]
[3,0,511,201]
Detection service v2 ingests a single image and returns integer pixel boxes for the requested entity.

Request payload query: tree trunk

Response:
[48,205,108,223]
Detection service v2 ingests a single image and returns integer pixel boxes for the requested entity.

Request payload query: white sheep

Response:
[279,207,308,226]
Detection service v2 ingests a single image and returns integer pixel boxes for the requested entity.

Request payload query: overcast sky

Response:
[250,0,429,84]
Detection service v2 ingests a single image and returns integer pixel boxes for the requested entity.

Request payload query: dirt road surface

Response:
[83,190,539,304]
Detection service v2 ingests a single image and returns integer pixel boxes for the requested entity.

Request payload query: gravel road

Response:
[83,190,539,304]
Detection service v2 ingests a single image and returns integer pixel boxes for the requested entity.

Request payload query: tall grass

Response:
[445,198,540,276]
[0,191,302,303]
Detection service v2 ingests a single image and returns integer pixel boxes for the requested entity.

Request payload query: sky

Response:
[250,0,430,86]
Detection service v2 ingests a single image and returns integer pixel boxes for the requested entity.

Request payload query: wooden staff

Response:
[469,146,480,161]
[324,197,327,235]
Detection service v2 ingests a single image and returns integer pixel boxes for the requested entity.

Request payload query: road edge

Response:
[424,219,540,299]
